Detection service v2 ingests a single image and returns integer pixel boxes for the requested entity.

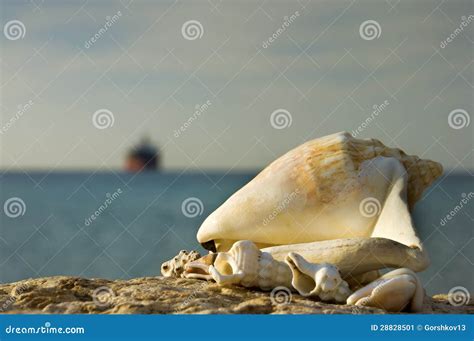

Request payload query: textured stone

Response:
[0,276,471,314]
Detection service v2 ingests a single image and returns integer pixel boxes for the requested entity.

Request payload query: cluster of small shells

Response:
[161,250,201,278]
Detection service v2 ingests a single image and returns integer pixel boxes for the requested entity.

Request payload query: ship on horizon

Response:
[125,137,161,172]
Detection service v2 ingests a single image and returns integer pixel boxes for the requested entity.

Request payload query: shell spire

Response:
[346,133,443,209]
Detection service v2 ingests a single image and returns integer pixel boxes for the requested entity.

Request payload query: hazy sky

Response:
[1,0,472,172]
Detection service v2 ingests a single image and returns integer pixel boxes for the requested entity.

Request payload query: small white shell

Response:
[161,250,201,278]
[285,252,351,303]
[347,268,424,312]
[209,240,293,291]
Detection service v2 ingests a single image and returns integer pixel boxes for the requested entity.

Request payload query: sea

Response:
[0,171,472,295]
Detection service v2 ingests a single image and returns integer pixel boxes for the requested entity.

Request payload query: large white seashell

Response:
[197,132,442,252]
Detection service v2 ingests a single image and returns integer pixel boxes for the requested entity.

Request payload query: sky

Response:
[0,0,472,172]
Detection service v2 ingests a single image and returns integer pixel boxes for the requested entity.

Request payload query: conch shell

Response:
[197,132,442,252]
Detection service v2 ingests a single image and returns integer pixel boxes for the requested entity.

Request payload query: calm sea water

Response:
[0,171,472,295]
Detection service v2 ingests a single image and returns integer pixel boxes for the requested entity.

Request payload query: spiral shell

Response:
[344,133,443,208]
[259,131,442,209]
[211,240,293,290]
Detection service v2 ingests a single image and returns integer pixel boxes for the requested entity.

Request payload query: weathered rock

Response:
[0,276,471,314]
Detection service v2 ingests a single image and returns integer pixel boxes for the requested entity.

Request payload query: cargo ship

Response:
[125,137,161,172]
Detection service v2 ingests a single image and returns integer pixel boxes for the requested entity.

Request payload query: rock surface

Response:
[0,276,471,314]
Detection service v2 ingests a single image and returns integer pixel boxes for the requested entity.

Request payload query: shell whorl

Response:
[348,134,443,208]
[258,252,292,290]
[216,240,292,290]
[277,132,442,209]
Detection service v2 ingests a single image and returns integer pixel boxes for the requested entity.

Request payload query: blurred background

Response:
[0,0,472,295]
